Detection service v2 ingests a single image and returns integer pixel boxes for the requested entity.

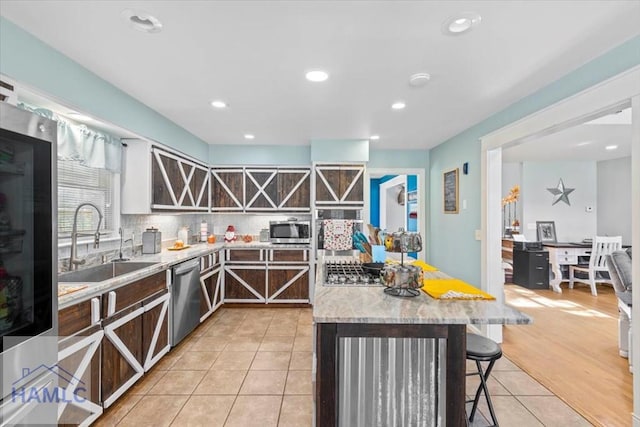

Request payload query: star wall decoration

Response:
[547,178,575,206]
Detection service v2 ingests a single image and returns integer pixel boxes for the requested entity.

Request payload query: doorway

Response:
[364,168,426,261]
[480,66,640,422]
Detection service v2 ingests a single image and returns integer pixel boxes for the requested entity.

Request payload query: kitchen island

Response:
[313,259,531,427]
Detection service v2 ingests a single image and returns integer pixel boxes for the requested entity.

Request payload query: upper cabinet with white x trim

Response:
[151,147,210,211]
[314,163,365,206]
[211,166,311,212]
[121,139,210,214]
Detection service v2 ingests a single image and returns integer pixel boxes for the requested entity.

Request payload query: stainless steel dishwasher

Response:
[170,258,201,346]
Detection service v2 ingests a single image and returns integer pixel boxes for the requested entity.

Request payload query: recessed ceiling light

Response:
[370,135,380,140]
[244,134,255,140]
[305,70,329,82]
[409,73,431,87]
[442,12,481,35]
[605,145,618,150]
[576,141,591,147]
[210,100,228,109]
[391,101,406,110]
[121,9,163,33]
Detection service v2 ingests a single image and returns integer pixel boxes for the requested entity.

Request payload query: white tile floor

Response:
[95,307,591,426]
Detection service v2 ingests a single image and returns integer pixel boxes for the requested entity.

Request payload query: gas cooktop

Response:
[323,260,383,287]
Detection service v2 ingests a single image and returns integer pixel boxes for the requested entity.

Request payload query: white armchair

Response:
[569,236,622,296]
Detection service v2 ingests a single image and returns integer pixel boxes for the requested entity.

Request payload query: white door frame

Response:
[379,175,407,231]
[479,65,640,424]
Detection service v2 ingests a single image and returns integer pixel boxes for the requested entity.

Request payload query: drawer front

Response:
[529,267,549,287]
[530,252,549,266]
[270,249,309,263]
[226,249,264,262]
[555,254,578,264]
[501,249,513,261]
[102,271,166,317]
[59,298,96,336]
[502,239,514,249]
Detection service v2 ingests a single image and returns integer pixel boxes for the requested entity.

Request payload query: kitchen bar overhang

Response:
[312,259,531,426]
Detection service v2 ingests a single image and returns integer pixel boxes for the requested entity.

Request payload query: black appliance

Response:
[0,102,58,424]
[269,219,311,244]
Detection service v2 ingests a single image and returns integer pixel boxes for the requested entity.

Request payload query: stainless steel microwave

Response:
[269,220,311,244]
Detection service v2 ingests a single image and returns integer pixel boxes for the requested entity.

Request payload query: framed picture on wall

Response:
[536,221,557,243]
[443,168,459,214]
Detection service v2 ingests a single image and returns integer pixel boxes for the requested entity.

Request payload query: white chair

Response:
[569,236,622,296]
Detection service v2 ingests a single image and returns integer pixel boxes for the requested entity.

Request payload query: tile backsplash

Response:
[57,212,311,272]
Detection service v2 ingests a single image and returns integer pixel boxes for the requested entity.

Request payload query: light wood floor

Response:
[503,283,632,427]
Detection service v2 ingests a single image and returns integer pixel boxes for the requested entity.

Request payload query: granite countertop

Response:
[58,241,311,309]
[313,258,532,325]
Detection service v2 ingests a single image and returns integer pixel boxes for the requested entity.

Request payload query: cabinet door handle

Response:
[91,297,101,325]
[107,291,117,317]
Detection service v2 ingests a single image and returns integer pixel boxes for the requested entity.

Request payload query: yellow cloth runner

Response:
[421,278,495,300]
[411,260,438,272]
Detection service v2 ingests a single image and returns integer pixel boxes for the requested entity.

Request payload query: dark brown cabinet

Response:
[245,168,279,210]
[222,248,311,304]
[267,248,310,303]
[141,289,170,370]
[315,164,365,205]
[210,167,244,211]
[121,140,210,214]
[101,272,168,408]
[277,168,310,211]
[151,147,209,211]
[513,249,549,289]
[267,267,309,302]
[224,249,267,302]
[58,298,103,426]
[200,251,223,321]
[101,304,144,407]
[224,267,267,302]
[216,167,311,212]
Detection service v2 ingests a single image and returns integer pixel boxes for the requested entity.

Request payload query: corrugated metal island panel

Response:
[338,337,445,427]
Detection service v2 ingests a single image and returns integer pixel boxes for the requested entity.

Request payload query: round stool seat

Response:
[466,333,502,360]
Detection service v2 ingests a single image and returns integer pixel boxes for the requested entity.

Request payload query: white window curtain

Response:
[18,103,122,173]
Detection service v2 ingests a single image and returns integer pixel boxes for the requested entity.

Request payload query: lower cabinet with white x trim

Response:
[56,245,311,425]
[58,297,105,427]
[223,248,311,304]
[101,271,169,408]
[200,251,224,322]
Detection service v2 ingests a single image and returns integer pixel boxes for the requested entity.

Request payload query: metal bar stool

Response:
[466,333,502,426]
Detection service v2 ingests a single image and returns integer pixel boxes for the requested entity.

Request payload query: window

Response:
[58,159,118,238]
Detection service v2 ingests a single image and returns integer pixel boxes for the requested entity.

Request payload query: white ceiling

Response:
[1,1,639,150]
[503,109,632,162]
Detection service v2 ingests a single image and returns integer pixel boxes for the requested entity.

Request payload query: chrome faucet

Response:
[69,202,103,270]
[113,227,134,262]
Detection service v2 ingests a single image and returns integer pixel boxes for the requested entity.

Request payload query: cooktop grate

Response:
[323,260,382,286]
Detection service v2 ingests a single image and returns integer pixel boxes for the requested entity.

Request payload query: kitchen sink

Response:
[58,262,159,283]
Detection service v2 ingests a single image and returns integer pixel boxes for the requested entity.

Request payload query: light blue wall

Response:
[0,17,209,161]
[210,144,311,165]
[429,35,640,285]
[369,149,429,169]
[310,139,369,162]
